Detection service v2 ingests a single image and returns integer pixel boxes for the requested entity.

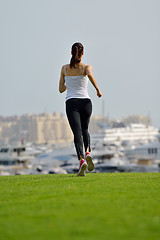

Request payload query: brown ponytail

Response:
[70,42,84,68]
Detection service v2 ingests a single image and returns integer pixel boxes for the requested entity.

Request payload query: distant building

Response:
[89,115,109,133]
[0,113,154,145]
[0,112,73,145]
[122,115,151,125]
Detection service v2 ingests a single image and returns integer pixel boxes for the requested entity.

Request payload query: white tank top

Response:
[64,65,90,101]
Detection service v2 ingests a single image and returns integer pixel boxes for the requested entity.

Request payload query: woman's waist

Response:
[66,97,91,104]
[66,90,90,99]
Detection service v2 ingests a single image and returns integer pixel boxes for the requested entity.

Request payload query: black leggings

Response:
[66,98,92,160]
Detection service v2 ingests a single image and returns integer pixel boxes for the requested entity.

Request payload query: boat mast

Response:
[102,99,105,123]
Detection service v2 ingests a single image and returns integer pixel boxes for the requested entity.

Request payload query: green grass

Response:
[0,173,160,240]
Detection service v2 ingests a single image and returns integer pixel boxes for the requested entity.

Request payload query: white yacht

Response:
[0,145,33,166]
[91,122,159,146]
[124,142,160,160]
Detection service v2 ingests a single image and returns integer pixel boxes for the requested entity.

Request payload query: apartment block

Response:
[0,112,109,145]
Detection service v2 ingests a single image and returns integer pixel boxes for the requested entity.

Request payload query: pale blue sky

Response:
[0,0,160,127]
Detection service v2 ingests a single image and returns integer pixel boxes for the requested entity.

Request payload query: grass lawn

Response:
[0,172,160,240]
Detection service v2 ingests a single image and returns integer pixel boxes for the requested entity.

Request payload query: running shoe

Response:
[85,152,94,171]
[77,159,88,176]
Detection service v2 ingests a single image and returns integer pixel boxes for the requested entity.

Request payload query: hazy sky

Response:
[0,0,160,127]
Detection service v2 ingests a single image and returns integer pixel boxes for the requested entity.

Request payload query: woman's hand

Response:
[96,88,102,98]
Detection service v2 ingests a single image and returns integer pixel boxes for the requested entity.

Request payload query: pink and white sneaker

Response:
[77,159,88,176]
[85,152,94,171]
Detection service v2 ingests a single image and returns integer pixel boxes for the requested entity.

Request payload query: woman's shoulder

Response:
[62,63,92,68]
[61,64,70,75]
[84,64,92,73]
[62,64,70,70]
[83,64,92,70]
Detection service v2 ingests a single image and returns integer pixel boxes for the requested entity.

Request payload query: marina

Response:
[0,123,160,176]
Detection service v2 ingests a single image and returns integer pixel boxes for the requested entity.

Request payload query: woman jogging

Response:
[59,42,102,176]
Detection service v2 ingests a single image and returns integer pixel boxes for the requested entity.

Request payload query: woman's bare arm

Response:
[59,66,67,93]
[86,65,102,98]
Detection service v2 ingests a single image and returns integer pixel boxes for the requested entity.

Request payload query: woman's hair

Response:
[70,42,84,68]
